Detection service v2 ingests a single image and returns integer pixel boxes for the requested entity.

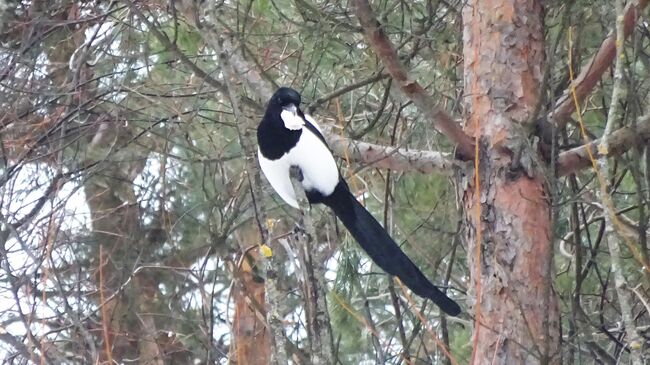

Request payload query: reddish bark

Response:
[462,1,560,363]
[231,229,271,365]
[231,259,271,365]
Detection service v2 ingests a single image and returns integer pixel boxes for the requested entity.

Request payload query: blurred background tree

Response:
[0,0,648,364]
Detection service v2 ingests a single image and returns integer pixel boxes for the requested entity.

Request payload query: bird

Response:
[256,87,461,316]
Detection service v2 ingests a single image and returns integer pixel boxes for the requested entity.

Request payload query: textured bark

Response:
[597,2,645,361]
[231,242,271,365]
[461,1,560,364]
[135,274,165,365]
[231,269,271,365]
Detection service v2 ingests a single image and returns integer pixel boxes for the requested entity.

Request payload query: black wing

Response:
[298,110,329,147]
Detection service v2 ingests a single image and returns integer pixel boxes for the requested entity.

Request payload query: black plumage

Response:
[257,87,461,316]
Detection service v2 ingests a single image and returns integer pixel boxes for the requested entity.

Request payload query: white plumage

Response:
[280,109,305,130]
[258,115,339,208]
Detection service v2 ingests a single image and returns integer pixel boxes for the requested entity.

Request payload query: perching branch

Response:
[327,134,460,175]
[288,169,334,365]
[333,112,648,177]
[351,0,474,159]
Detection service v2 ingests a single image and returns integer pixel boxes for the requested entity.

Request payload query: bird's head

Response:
[270,87,302,115]
[265,87,305,130]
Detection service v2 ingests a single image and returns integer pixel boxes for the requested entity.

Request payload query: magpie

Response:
[256,87,461,316]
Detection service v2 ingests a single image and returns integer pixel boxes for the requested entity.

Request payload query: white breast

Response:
[288,126,339,195]
[280,109,305,130]
[258,118,339,208]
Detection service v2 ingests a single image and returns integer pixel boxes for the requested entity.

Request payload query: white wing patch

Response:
[280,109,305,130]
[288,126,339,196]
[258,148,299,208]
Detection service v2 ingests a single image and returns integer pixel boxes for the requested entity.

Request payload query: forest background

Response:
[0,0,649,364]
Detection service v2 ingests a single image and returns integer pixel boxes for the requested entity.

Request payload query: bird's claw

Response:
[289,166,304,182]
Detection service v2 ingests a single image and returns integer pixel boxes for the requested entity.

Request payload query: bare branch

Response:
[306,73,390,114]
[289,170,334,365]
[0,333,32,361]
[550,0,649,126]
[327,134,459,175]
[557,116,650,176]
[351,0,474,159]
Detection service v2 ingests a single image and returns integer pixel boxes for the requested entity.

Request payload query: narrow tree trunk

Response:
[84,123,155,363]
[290,175,334,365]
[461,1,560,363]
[231,226,271,365]
[86,175,141,362]
[135,274,165,365]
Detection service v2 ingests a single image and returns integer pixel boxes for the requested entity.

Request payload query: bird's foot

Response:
[289,166,304,182]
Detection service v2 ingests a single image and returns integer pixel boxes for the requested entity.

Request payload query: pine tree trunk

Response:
[461,1,560,363]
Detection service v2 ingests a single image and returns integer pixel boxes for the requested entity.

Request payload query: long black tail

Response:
[322,182,461,316]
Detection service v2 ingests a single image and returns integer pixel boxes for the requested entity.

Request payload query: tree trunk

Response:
[84,122,159,363]
[461,1,560,363]
[231,226,271,365]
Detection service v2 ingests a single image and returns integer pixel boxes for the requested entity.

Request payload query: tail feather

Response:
[323,183,461,316]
